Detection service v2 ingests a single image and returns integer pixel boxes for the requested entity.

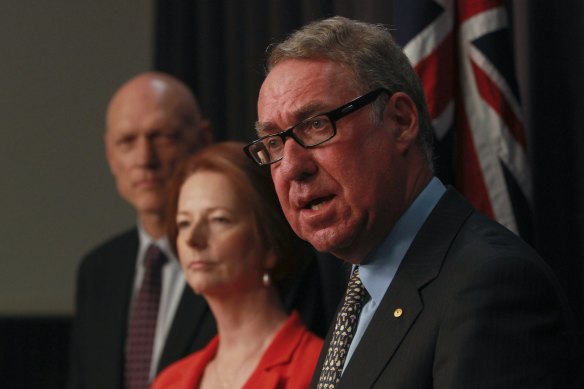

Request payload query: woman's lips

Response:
[187,260,214,270]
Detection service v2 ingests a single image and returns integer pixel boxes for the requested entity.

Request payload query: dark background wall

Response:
[0,1,153,388]
[0,1,151,317]
[527,1,584,328]
[155,0,584,323]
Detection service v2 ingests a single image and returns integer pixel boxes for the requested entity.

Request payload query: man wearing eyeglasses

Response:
[245,16,581,389]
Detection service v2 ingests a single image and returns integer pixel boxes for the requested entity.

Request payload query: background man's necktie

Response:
[124,244,167,389]
[317,267,369,389]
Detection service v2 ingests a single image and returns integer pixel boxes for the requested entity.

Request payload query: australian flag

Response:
[394,0,533,240]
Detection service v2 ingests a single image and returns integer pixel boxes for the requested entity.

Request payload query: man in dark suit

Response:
[245,16,582,388]
[67,72,215,389]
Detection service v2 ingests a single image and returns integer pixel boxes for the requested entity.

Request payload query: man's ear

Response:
[386,92,419,153]
[197,119,213,147]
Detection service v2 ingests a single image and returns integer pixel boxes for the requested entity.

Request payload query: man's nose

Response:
[135,137,159,168]
[276,138,317,182]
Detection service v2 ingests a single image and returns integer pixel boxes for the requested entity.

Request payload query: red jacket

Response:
[152,311,323,389]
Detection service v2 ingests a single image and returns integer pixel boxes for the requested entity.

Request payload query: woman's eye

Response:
[176,220,190,230]
[209,215,232,225]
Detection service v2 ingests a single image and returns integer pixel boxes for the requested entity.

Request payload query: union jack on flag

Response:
[394,0,533,239]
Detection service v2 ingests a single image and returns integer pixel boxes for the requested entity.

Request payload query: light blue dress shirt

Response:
[343,177,446,371]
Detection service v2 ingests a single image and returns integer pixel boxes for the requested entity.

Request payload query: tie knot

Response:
[345,267,368,304]
[144,244,167,270]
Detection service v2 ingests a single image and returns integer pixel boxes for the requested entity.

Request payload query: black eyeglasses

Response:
[244,88,390,166]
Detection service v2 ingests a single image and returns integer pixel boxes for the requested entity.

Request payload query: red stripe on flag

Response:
[414,30,455,118]
[470,59,527,147]
[457,0,503,22]
[456,98,495,219]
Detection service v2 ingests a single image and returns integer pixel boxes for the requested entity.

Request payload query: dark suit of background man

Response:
[246,16,583,388]
[67,72,216,389]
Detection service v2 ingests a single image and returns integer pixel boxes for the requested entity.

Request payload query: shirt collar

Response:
[137,223,180,265]
[358,177,446,305]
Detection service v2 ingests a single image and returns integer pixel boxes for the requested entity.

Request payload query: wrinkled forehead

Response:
[108,109,188,135]
[107,82,200,132]
[257,59,357,134]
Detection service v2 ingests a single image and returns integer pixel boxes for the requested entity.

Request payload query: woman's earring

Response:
[262,272,271,287]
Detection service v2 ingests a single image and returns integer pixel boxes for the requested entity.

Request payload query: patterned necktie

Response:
[317,267,369,389]
[124,244,167,389]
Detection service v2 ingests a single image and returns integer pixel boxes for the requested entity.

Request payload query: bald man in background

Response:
[67,72,215,389]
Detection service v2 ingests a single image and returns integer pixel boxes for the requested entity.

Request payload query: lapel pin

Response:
[394,308,403,318]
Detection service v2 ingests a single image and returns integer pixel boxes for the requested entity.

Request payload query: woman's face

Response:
[176,170,267,296]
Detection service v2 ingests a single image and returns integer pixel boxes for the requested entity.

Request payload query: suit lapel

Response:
[339,271,422,388]
[336,188,474,388]
[310,306,337,387]
[103,230,139,388]
[156,286,215,372]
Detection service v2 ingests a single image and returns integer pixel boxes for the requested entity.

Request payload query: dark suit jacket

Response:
[311,188,583,388]
[67,229,342,389]
[67,229,216,389]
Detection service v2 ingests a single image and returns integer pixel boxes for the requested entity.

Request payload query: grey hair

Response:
[266,16,434,169]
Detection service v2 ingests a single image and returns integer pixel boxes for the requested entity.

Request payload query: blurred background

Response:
[1,1,582,387]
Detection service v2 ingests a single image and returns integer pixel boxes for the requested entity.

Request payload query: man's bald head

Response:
[106,71,211,149]
[104,71,212,236]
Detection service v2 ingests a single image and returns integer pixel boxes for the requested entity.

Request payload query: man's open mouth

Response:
[305,196,334,211]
